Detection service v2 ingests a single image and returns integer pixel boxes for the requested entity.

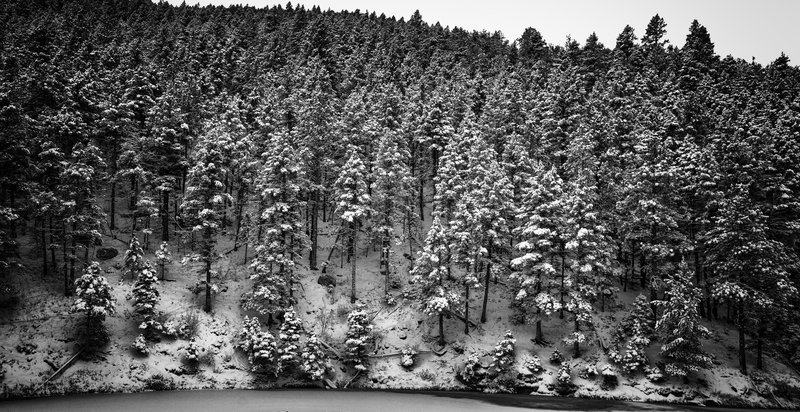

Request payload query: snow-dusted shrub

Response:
[584,364,598,378]
[645,366,665,383]
[277,307,303,373]
[161,320,178,338]
[524,355,543,374]
[549,349,564,365]
[72,262,115,347]
[133,334,148,355]
[176,311,200,339]
[185,338,202,366]
[300,333,330,381]
[400,346,417,369]
[344,304,373,371]
[459,352,483,386]
[489,331,516,375]
[555,363,574,395]
[600,364,618,389]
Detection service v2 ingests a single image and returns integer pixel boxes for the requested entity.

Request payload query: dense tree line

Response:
[1,0,800,376]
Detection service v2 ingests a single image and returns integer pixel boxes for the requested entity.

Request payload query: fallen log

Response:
[44,347,85,383]
[318,339,342,360]
[323,378,338,389]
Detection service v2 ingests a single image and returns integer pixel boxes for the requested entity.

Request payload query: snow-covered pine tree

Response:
[654,265,712,378]
[450,119,514,327]
[133,261,160,341]
[612,294,654,373]
[246,130,306,318]
[372,129,415,301]
[562,176,616,358]
[123,234,145,281]
[180,125,233,313]
[706,184,797,375]
[334,149,372,304]
[411,216,459,346]
[489,330,516,376]
[301,333,330,380]
[277,306,303,373]
[511,165,566,342]
[344,303,373,371]
[73,262,115,347]
[60,142,106,292]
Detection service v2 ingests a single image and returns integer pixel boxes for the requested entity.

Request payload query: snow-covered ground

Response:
[1,214,799,409]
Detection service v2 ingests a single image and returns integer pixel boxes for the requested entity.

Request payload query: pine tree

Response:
[334,150,372,303]
[72,262,115,347]
[123,235,145,281]
[411,216,459,346]
[247,130,306,316]
[344,303,373,371]
[511,165,567,342]
[372,130,415,301]
[133,261,160,340]
[654,266,712,378]
[181,127,232,313]
[301,333,330,380]
[450,122,514,327]
[277,306,303,373]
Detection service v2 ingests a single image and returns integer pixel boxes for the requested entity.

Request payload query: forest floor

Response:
[1,208,800,408]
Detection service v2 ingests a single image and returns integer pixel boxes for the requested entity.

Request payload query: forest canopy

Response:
[1,0,800,382]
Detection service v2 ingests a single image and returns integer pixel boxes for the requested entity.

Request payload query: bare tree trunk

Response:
[310,190,319,270]
[41,219,48,278]
[161,189,169,242]
[738,304,747,375]
[464,282,470,335]
[110,181,116,230]
[559,252,565,319]
[350,221,357,304]
[480,248,491,323]
[438,312,445,347]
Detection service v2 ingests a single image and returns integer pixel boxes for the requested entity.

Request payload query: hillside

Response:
[1,0,800,408]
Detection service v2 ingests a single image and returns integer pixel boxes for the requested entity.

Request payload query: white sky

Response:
[165,0,800,65]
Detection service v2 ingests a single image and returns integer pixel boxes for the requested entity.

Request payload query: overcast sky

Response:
[165,0,799,65]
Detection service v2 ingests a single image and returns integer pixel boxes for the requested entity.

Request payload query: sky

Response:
[164,0,800,65]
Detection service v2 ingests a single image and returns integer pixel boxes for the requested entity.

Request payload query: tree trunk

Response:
[480,248,491,323]
[161,189,169,242]
[418,178,424,221]
[756,326,764,370]
[310,190,319,270]
[559,252,565,319]
[574,318,581,358]
[464,282,470,335]
[438,312,445,347]
[49,217,56,271]
[350,221,357,304]
[535,272,543,343]
[110,181,116,231]
[41,219,48,278]
[738,304,747,375]
[129,175,137,210]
